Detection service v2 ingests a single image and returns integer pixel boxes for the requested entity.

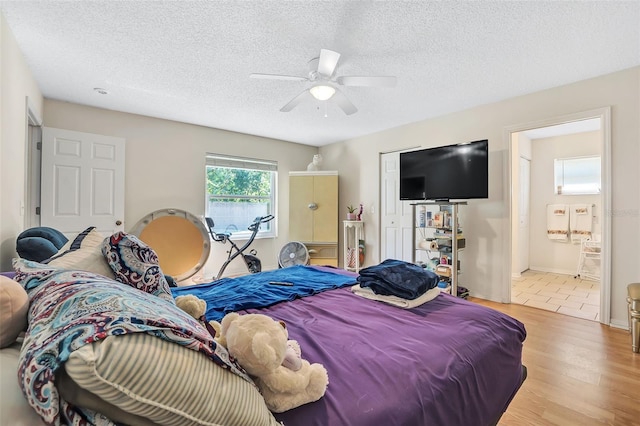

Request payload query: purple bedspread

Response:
[244,286,526,426]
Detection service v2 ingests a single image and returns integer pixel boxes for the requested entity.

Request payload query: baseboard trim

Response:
[609,319,628,330]
[528,266,579,276]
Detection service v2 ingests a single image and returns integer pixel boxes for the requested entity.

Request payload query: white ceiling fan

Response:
[250,49,397,115]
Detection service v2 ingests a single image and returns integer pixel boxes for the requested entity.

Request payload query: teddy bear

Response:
[175,294,304,380]
[219,312,329,413]
[174,294,221,339]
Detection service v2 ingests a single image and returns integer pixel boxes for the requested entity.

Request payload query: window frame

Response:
[205,153,277,239]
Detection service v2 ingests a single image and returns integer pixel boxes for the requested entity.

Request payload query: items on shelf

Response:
[412,202,467,298]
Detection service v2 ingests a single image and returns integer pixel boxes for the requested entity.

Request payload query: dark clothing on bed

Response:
[358,259,439,299]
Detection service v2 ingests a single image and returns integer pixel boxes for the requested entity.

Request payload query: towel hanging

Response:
[570,204,593,242]
[547,204,569,241]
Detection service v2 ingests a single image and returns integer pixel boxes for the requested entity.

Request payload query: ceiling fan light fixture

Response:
[309,84,335,101]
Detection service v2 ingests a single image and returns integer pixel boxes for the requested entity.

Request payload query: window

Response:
[554,155,601,195]
[205,154,277,239]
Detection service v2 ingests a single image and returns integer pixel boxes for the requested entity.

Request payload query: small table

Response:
[343,220,364,273]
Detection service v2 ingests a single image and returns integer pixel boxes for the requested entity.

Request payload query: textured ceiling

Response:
[1,1,639,147]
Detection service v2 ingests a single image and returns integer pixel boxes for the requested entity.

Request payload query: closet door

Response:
[380,151,413,263]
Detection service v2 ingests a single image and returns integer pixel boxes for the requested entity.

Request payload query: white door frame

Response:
[503,107,612,325]
[24,96,42,229]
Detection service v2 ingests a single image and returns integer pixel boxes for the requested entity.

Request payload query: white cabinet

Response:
[289,171,338,266]
[411,202,466,298]
[343,220,364,273]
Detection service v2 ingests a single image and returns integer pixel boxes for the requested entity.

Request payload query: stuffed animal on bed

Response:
[175,295,302,371]
[219,312,329,413]
[174,294,221,339]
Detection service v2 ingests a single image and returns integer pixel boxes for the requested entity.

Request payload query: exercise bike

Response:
[205,214,274,281]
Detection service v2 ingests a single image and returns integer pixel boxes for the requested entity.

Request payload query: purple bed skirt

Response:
[244,273,526,426]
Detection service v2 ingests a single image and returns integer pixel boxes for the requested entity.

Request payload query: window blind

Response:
[206,154,277,172]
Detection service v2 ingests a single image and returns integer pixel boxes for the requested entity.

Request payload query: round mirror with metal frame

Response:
[130,208,210,282]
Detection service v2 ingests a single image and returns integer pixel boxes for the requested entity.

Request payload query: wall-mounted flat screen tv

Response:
[399,139,489,201]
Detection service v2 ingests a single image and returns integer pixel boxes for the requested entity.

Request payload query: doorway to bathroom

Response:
[507,108,611,324]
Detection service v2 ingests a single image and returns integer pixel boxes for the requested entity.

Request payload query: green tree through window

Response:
[205,154,277,238]
[207,168,271,198]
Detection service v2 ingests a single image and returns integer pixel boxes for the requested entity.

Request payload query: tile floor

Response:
[511,270,600,321]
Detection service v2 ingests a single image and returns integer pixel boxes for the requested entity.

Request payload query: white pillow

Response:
[46,227,115,279]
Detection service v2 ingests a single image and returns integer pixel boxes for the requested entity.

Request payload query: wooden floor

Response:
[469,297,640,426]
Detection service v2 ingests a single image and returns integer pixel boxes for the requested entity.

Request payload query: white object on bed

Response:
[0,340,46,426]
[351,284,441,308]
[569,203,593,243]
[546,204,569,241]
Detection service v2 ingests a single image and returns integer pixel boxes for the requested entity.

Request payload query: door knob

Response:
[308,203,318,210]
[115,220,122,226]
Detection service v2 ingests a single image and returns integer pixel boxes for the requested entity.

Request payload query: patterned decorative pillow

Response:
[45,227,116,280]
[102,232,173,303]
[12,258,62,291]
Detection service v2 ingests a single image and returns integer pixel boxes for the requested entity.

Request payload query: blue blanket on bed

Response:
[171,266,357,321]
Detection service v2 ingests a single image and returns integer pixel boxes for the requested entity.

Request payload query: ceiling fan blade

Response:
[337,76,397,87]
[280,89,312,112]
[331,89,358,115]
[317,49,341,78]
[250,73,308,82]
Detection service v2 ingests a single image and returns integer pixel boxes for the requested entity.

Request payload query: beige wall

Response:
[42,100,317,280]
[320,66,640,327]
[0,14,43,271]
[529,131,601,275]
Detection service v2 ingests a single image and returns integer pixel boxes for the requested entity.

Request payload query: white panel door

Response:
[41,127,125,235]
[380,152,413,262]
